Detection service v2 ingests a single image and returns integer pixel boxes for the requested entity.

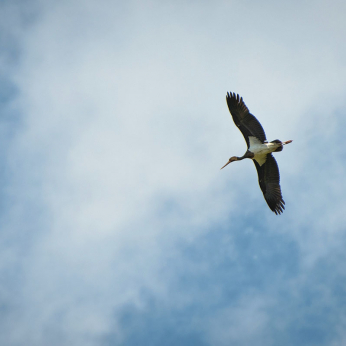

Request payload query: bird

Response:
[221,92,292,215]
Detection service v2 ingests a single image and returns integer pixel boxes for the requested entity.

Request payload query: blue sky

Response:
[1,0,346,345]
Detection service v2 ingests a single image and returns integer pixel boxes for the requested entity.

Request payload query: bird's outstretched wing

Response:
[226,92,267,147]
[253,154,285,215]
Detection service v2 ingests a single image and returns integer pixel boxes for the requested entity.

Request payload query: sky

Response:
[1,0,346,345]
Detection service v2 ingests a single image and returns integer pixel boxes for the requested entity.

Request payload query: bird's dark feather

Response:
[253,154,285,215]
[226,92,267,148]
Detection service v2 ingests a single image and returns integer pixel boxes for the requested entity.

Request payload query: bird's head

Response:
[220,156,238,169]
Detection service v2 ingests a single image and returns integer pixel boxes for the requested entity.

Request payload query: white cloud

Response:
[1,0,346,345]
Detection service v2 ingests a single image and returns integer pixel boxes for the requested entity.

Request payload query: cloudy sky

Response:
[1,0,346,345]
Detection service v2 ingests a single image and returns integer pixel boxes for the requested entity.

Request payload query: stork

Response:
[221,92,292,215]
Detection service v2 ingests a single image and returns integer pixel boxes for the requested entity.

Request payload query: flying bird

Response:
[221,92,292,215]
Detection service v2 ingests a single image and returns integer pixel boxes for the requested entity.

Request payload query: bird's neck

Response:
[238,151,255,160]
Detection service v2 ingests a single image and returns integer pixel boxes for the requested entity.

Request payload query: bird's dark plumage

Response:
[253,154,285,215]
[224,92,289,215]
[226,92,267,147]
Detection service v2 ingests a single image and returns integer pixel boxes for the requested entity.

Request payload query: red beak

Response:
[220,161,231,170]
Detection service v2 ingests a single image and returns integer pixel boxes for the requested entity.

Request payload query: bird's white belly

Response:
[248,136,279,166]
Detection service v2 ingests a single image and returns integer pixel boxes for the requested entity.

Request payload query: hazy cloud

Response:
[1,0,346,345]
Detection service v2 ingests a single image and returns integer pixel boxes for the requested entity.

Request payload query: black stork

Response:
[221,92,292,215]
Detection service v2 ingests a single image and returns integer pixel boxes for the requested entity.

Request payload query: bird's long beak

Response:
[283,140,293,145]
[220,161,231,170]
